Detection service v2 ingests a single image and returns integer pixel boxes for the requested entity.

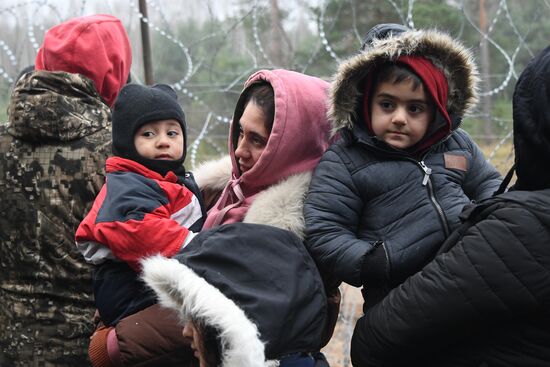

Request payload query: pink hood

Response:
[204,69,332,228]
[35,14,132,107]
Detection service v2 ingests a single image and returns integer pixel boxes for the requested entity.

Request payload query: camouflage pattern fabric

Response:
[0,71,112,366]
[7,71,110,142]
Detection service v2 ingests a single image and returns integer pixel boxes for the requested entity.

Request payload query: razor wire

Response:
[1,1,548,365]
[0,0,540,179]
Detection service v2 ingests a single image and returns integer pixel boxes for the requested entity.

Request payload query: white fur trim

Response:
[193,155,311,239]
[244,172,312,240]
[194,155,233,192]
[142,255,276,367]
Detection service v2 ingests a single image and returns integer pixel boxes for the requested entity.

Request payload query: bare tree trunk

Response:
[139,0,154,85]
[479,0,493,144]
[270,0,284,66]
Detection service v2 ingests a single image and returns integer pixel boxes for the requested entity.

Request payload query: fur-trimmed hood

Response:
[201,69,332,228]
[194,155,312,239]
[330,28,479,133]
[142,223,328,366]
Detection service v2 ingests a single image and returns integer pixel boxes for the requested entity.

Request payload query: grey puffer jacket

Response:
[304,29,502,303]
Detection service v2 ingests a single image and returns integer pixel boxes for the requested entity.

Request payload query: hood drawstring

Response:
[207,177,246,227]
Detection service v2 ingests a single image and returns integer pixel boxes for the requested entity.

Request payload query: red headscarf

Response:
[35,14,132,107]
[362,55,451,153]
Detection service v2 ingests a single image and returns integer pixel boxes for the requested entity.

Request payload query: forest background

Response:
[1,0,549,175]
[1,1,549,365]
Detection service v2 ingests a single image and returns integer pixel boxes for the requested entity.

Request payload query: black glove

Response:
[360,241,390,309]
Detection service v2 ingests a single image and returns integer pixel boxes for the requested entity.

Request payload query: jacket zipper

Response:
[418,159,450,237]
[354,135,452,237]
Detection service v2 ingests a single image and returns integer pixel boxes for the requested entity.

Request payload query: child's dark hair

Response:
[372,62,423,90]
[240,82,275,133]
[195,318,223,367]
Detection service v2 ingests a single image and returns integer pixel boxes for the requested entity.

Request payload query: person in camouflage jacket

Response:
[0,14,131,366]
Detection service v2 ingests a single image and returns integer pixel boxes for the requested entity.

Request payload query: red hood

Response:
[35,14,132,107]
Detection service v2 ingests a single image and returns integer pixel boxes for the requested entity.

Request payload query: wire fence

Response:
[1,1,547,365]
[1,0,545,175]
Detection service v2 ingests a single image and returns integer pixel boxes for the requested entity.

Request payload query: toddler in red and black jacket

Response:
[76,83,206,327]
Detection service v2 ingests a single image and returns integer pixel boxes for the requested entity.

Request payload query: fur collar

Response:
[329,29,479,133]
[193,155,233,194]
[194,156,311,239]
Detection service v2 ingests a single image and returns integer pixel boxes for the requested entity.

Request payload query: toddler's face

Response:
[134,119,184,161]
[370,78,434,150]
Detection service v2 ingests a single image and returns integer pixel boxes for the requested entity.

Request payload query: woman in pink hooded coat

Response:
[89,69,339,367]
[197,69,333,235]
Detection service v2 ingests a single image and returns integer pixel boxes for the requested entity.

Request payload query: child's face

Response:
[134,119,184,161]
[370,78,434,150]
[235,101,269,174]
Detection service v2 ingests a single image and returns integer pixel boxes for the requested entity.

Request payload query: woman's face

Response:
[234,101,269,174]
[182,320,207,367]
